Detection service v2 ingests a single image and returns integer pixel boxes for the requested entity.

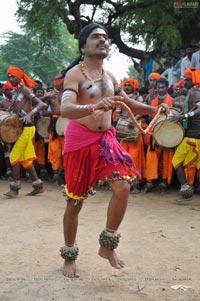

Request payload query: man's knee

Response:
[65,200,83,215]
[112,181,130,197]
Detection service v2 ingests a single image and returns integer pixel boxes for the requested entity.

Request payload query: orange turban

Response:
[177,79,184,87]
[183,68,200,87]
[121,77,139,92]
[172,79,184,91]
[2,81,14,93]
[148,73,161,81]
[53,74,64,87]
[6,66,37,88]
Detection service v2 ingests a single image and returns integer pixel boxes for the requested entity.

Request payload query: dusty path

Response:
[0,180,199,301]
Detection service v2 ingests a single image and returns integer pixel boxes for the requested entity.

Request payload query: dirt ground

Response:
[0,179,200,301]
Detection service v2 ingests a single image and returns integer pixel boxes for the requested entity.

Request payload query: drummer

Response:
[144,77,174,193]
[171,67,200,202]
[0,81,15,179]
[40,74,65,185]
[119,78,146,193]
[31,85,49,179]
[4,65,47,198]
[0,81,14,110]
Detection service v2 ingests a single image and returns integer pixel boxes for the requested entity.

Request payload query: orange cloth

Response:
[151,93,172,107]
[145,145,174,184]
[120,134,145,180]
[33,137,46,166]
[145,93,174,184]
[7,66,37,88]
[121,78,139,91]
[48,133,64,171]
[2,81,14,93]
[148,73,161,81]
[53,74,64,87]
[185,163,197,185]
[151,93,173,118]
[183,67,200,87]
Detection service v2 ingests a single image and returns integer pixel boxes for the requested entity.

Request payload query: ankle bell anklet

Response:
[99,229,121,250]
[60,244,79,261]
[10,181,21,192]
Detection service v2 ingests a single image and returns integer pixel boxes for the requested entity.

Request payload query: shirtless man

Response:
[40,74,65,184]
[60,23,167,278]
[4,66,47,198]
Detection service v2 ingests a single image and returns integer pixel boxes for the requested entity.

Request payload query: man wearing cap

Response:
[171,67,200,202]
[4,66,47,198]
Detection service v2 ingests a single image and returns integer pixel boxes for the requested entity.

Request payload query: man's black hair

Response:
[61,23,107,77]
[156,77,169,87]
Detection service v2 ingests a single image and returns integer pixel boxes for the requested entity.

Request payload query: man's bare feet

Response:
[98,246,125,269]
[26,188,44,196]
[63,260,80,278]
[4,190,18,198]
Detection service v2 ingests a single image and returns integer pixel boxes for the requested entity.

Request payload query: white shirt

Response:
[181,56,191,78]
[191,50,200,70]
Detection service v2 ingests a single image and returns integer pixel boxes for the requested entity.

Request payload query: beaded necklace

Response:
[79,61,104,84]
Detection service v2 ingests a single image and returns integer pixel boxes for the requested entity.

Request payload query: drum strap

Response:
[49,116,58,140]
[183,92,190,129]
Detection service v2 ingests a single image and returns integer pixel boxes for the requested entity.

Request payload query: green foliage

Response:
[0,23,78,85]
[1,0,199,65]
[127,65,138,79]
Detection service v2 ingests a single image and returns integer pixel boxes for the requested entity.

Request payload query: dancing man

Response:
[60,23,168,277]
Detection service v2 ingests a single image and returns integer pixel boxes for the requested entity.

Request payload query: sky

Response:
[0,0,131,81]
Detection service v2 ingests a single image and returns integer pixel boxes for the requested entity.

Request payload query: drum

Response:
[56,116,69,136]
[153,107,184,148]
[116,117,140,143]
[36,117,50,139]
[0,111,23,143]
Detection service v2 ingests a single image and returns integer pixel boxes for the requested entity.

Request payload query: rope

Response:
[93,97,168,137]
[114,100,166,135]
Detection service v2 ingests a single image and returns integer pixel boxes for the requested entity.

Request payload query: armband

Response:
[196,101,200,107]
[30,92,36,101]
[76,104,95,114]
[32,107,38,114]
[188,111,195,118]
[63,88,79,97]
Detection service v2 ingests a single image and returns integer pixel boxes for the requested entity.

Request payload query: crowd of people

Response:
[113,43,200,201]
[0,22,200,278]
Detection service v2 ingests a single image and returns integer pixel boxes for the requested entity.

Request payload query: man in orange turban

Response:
[2,81,14,94]
[40,73,65,185]
[145,72,162,105]
[148,72,161,81]
[183,67,200,88]
[121,78,139,94]
[118,77,145,193]
[144,78,174,193]
[4,66,47,198]
[7,65,37,89]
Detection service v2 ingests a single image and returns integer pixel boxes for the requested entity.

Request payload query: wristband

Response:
[184,113,188,119]
[87,103,95,113]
